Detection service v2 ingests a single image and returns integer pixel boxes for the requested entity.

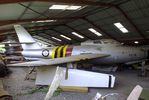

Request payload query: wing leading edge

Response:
[7,54,109,67]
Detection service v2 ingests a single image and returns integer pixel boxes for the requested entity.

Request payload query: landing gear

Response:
[138,61,147,77]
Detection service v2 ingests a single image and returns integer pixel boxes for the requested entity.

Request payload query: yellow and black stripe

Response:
[52,45,70,59]
[52,47,58,59]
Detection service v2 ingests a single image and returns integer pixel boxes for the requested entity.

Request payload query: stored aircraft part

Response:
[36,66,115,88]
[127,85,143,100]
[44,66,64,100]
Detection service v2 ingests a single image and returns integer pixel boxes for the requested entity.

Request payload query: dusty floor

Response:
[2,68,149,100]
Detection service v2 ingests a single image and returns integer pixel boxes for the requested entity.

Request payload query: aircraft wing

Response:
[7,54,109,67]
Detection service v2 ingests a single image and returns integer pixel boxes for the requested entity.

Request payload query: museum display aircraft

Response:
[5,25,115,89]
[3,25,148,99]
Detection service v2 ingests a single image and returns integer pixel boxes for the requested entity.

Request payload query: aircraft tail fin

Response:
[14,25,42,50]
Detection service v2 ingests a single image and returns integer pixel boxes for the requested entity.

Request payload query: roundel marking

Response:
[42,49,49,57]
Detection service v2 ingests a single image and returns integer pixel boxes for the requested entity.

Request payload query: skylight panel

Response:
[119,28,129,33]
[72,32,84,39]
[49,5,82,10]
[114,22,129,33]
[60,35,71,40]
[32,20,56,23]
[67,6,82,10]
[52,37,62,42]
[88,28,102,36]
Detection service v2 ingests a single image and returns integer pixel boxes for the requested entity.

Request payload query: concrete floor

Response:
[2,68,149,100]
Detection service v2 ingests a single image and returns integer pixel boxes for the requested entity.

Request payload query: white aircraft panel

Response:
[36,66,115,88]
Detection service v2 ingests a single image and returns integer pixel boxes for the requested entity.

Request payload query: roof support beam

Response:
[83,17,120,42]
[64,24,93,40]
[0,0,114,7]
[0,17,82,27]
[18,2,32,20]
[19,3,49,18]
[0,24,63,35]
[115,6,147,40]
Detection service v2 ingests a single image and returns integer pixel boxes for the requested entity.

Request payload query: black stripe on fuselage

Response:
[60,46,65,58]
[54,47,59,58]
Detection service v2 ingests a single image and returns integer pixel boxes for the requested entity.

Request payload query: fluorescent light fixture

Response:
[134,41,139,44]
[50,5,68,10]
[114,23,124,28]
[60,35,71,40]
[72,32,84,39]
[88,28,102,36]
[114,22,129,33]
[52,37,62,42]
[67,6,82,10]
[32,20,56,23]
[119,28,129,33]
[49,5,82,10]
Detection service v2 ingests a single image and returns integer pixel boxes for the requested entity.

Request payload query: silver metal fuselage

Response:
[22,44,147,65]
[89,45,147,64]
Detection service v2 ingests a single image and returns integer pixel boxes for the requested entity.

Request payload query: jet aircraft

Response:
[6,25,115,89]
[4,25,148,99]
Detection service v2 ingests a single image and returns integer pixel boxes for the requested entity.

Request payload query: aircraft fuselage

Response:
[22,44,147,65]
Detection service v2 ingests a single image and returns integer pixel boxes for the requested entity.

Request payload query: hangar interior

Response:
[0,0,149,100]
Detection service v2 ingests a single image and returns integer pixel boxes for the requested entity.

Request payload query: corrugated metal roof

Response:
[0,0,148,45]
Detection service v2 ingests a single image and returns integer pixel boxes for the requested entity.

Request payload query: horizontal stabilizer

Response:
[7,54,109,67]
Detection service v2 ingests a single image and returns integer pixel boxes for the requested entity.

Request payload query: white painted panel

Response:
[36,66,115,88]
